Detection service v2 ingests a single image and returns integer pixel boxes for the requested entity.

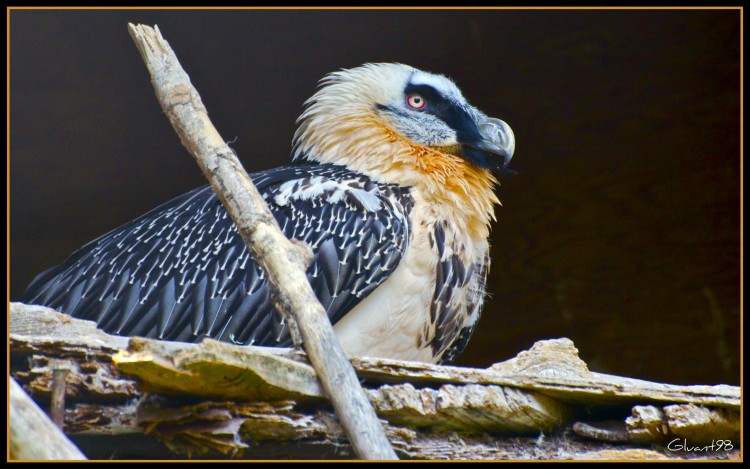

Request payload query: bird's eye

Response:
[407,94,426,109]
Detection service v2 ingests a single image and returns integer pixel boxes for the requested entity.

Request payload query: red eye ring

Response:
[407,94,426,109]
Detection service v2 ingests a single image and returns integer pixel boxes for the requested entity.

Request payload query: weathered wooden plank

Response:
[114,338,325,402]
[11,303,739,410]
[352,339,740,409]
[52,399,741,461]
[10,302,741,460]
[368,383,571,434]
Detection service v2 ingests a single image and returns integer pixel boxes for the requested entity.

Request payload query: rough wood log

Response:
[23,395,738,461]
[126,23,395,460]
[352,340,740,409]
[10,303,741,460]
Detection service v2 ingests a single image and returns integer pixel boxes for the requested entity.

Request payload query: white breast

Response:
[332,197,488,363]
[333,237,436,362]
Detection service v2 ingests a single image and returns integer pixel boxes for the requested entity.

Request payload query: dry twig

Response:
[126,23,396,460]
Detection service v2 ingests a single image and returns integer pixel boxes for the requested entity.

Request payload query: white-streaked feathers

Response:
[275,176,383,212]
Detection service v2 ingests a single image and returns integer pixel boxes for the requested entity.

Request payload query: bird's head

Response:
[293,63,515,183]
[292,63,514,236]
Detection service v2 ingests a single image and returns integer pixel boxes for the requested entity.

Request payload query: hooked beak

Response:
[458,116,515,173]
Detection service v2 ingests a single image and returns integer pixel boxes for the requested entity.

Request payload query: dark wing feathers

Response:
[429,223,490,364]
[22,163,413,347]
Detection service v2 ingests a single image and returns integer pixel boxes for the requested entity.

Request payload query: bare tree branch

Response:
[126,23,397,460]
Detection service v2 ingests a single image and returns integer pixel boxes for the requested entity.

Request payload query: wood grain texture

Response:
[10,302,740,461]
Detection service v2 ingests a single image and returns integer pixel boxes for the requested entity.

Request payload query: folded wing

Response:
[22,162,414,346]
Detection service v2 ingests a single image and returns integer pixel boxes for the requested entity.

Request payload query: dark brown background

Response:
[9,9,740,385]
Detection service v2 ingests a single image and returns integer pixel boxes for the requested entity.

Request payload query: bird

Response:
[21,63,515,364]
